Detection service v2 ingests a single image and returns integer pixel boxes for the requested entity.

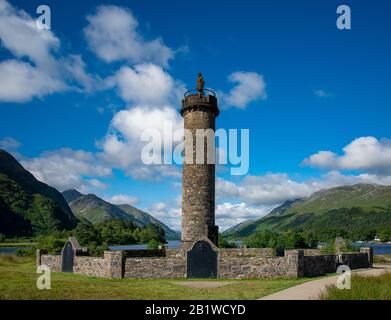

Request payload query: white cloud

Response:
[21,148,112,192]
[84,5,174,67]
[109,63,185,106]
[0,0,59,70]
[303,137,391,174]
[217,169,391,208]
[148,200,181,230]
[99,63,184,180]
[0,136,21,150]
[0,60,66,102]
[100,105,183,177]
[0,0,97,102]
[220,71,267,109]
[216,202,272,231]
[314,89,331,97]
[105,194,139,206]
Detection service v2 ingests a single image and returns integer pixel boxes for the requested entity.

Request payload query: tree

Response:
[218,236,236,248]
[73,220,101,246]
[35,235,65,254]
[147,239,161,249]
[379,229,391,242]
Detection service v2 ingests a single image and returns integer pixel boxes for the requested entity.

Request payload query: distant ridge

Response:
[223,184,391,239]
[63,190,180,240]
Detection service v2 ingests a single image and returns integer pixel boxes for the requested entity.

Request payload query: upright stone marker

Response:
[61,241,74,273]
[187,240,218,278]
[60,237,88,273]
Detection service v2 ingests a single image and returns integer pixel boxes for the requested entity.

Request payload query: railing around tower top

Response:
[184,88,216,98]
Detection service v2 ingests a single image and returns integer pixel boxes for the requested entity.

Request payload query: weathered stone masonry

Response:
[37,245,373,279]
[181,93,219,251]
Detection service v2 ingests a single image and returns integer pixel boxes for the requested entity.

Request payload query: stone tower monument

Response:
[180,74,220,251]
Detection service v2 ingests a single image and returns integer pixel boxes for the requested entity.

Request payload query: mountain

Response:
[118,204,180,240]
[223,184,391,239]
[62,189,83,203]
[63,190,180,240]
[0,149,78,236]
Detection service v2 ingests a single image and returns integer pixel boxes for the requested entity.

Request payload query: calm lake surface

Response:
[109,240,181,251]
[0,247,31,254]
[352,242,391,255]
[109,241,391,255]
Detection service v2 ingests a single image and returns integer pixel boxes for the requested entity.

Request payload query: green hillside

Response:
[223,184,391,240]
[0,149,78,236]
[63,190,180,240]
[66,193,134,224]
[118,204,180,240]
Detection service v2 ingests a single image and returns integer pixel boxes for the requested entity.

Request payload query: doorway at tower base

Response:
[186,238,219,278]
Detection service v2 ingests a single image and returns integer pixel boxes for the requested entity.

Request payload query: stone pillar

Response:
[360,247,373,267]
[180,90,220,251]
[36,249,41,266]
[285,250,304,278]
[104,251,123,278]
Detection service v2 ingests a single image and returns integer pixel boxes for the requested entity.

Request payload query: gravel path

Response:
[258,264,391,300]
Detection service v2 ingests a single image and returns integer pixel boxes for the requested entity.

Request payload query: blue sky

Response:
[0,0,390,230]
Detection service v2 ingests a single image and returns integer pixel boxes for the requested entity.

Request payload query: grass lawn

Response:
[320,273,391,300]
[0,254,313,300]
[373,254,391,264]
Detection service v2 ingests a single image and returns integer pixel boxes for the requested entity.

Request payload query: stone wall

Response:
[302,250,373,277]
[124,257,186,279]
[103,251,123,278]
[40,254,61,272]
[303,254,336,277]
[165,249,182,258]
[285,250,304,278]
[73,256,105,277]
[219,256,287,278]
[219,248,274,258]
[338,253,370,270]
[303,249,321,256]
[37,247,374,279]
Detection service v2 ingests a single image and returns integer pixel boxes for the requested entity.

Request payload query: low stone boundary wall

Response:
[73,256,105,277]
[40,254,61,272]
[302,248,373,277]
[338,252,370,269]
[37,247,373,279]
[219,248,274,258]
[124,257,186,278]
[219,256,286,278]
[303,254,336,277]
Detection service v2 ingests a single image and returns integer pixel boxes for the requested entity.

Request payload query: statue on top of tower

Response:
[196,73,205,94]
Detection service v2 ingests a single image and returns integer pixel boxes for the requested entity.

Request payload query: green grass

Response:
[0,254,312,300]
[320,273,391,300]
[373,254,391,264]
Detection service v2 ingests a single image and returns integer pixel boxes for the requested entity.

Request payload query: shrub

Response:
[0,233,5,243]
[34,235,65,254]
[218,237,236,248]
[15,249,28,257]
[147,239,161,249]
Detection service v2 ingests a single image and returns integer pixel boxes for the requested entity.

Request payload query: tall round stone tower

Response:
[180,74,220,251]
